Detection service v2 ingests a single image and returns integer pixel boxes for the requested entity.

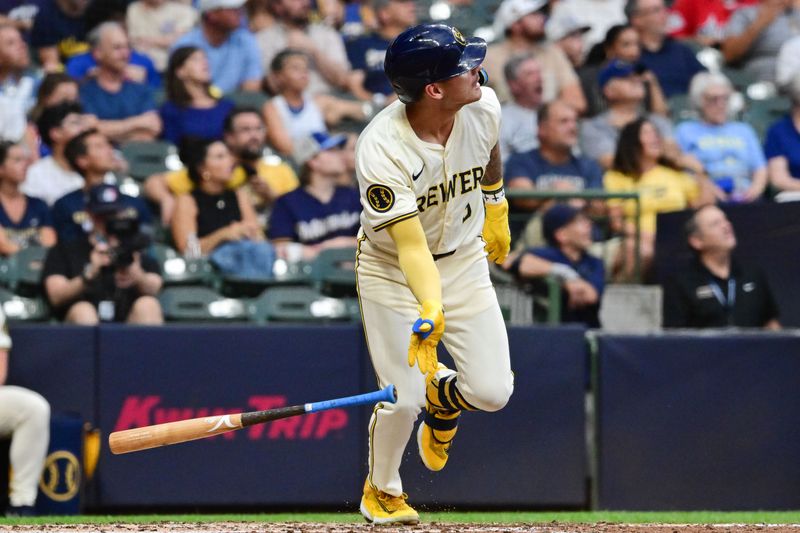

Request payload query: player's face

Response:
[0,145,30,184]
[694,206,736,252]
[177,50,211,85]
[638,121,662,160]
[608,27,640,63]
[435,66,483,106]
[201,141,236,183]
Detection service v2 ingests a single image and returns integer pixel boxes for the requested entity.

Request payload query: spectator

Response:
[0,308,50,517]
[126,0,198,72]
[245,0,274,33]
[172,137,275,277]
[722,0,800,84]
[268,132,360,261]
[499,54,543,162]
[262,49,368,156]
[78,22,161,143]
[0,1,44,34]
[29,0,90,71]
[52,129,152,242]
[676,72,767,203]
[257,0,351,96]
[626,0,706,98]
[485,0,586,112]
[506,100,604,227]
[579,59,696,170]
[159,46,235,145]
[604,117,712,279]
[0,141,55,255]
[28,72,79,123]
[504,204,604,326]
[24,102,93,205]
[43,183,163,324]
[173,0,263,94]
[0,24,37,143]
[345,0,415,102]
[549,0,625,52]
[662,204,780,329]
[765,73,800,195]
[580,24,668,117]
[668,0,758,47]
[144,108,299,224]
[546,10,591,69]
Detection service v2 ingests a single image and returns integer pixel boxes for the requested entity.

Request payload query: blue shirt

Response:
[505,149,604,191]
[52,189,153,243]
[345,32,393,95]
[764,115,800,178]
[173,27,263,94]
[639,38,706,97]
[0,195,52,248]
[29,0,88,60]
[528,246,605,327]
[159,98,235,144]
[268,186,361,245]
[66,50,161,89]
[79,79,155,121]
[676,120,765,196]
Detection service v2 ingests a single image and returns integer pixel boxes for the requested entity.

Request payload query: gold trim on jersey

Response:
[373,210,418,232]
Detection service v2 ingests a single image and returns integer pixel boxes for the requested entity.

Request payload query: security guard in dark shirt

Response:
[662,205,780,329]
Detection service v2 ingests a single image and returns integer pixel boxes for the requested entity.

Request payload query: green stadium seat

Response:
[668,94,696,124]
[246,286,353,324]
[120,140,179,181]
[309,247,357,297]
[158,286,247,322]
[0,246,48,297]
[149,244,217,287]
[0,287,49,322]
[226,90,269,110]
[742,96,790,141]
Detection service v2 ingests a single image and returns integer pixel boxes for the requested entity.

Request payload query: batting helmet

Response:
[384,24,487,104]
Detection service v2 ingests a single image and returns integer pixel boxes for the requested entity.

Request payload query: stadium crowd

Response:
[0,0,793,331]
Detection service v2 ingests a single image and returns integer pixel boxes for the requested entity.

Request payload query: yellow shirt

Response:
[604,165,699,234]
[166,156,299,208]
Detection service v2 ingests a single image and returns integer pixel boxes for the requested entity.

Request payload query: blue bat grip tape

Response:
[306,384,396,413]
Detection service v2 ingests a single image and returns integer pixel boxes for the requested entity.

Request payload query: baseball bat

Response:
[109,384,397,455]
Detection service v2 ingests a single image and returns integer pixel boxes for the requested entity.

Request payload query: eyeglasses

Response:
[703,94,730,104]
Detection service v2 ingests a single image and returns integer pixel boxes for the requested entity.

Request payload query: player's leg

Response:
[0,385,50,512]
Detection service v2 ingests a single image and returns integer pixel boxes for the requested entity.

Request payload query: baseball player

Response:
[354,23,514,524]
[0,307,50,517]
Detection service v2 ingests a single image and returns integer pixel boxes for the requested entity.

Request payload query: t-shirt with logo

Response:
[267,186,361,245]
[345,32,393,96]
[505,149,603,192]
[29,0,88,61]
[51,189,153,243]
[0,195,53,248]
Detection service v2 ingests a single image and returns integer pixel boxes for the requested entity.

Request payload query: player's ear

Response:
[424,82,445,101]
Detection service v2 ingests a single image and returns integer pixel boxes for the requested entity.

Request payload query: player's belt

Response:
[432,249,456,261]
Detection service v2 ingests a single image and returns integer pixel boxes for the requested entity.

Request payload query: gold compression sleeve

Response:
[386,216,442,305]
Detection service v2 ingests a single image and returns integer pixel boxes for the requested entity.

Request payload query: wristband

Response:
[481,179,505,205]
[550,263,580,282]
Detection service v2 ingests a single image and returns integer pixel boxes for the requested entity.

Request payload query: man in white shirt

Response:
[500,53,543,162]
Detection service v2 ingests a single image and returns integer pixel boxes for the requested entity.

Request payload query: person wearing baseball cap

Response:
[545,10,591,68]
[171,0,263,93]
[484,0,586,112]
[504,203,605,326]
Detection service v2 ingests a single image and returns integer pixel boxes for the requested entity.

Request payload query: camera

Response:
[105,216,150,269]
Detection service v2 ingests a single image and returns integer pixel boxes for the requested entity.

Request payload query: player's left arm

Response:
[481,143,511,264]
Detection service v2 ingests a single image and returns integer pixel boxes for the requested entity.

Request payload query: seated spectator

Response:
[546,10,591,69]
[345,0,415,102]
[28,72,79,123]
[172,137,275,277]
[668,0,758,47]
[268,132,360,261]
[43,183,163,324]
[676,72,767,203]
[0,1,44,34]
[505,100,603,238]
[173,0,263,94]
[500,54,543,162]
[125,0,198,72]
[53,129,152,243]
[579,59,699,171]
[245,0,274,33]
[29,0,90,71]
[765,73,800,195]
[580,24,668,117]
[159,46,235,145]
[626,0,706,98]
[24,102,94,205]
[604,117,713,279]
[263,49,368,156]
[722,0,800,84]
[78,21,161,143]
[485,0,586,112]
[0,141,55,255]
[504,204,605,326]
[257,0,351,96]
[145,108,299,224]
[0,24,37,143]
[662,204,780,329]
[548,0,625,52]
[0,309,50,517]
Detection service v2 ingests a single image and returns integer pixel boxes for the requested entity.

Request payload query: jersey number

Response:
[462,204,472,223]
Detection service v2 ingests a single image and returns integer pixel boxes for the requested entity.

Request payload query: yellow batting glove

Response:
[408,299,444,377]
[481,180,511,264]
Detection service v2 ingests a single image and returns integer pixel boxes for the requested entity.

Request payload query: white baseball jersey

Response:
[355,86,502,258]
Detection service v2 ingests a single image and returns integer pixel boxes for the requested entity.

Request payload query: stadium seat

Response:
[668,94,696,123]
[246,286,353,323]
[158,286,247,322]
[226,90,269,110]
[309,247,357,297]
[0,246,48,297]
[0,287,49,322]
[149,244,217,287]
[120,140,179,181]
[742,96,790,141]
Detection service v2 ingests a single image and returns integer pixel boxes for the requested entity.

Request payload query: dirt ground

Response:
[2,523,800,533]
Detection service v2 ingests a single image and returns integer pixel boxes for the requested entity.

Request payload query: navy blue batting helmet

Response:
[384,24,487,104]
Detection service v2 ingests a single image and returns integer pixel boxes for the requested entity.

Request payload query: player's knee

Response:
[385,386,425,420]
[464,375,513,413]
[20,389,50,425]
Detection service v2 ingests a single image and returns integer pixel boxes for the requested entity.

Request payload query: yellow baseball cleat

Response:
[417,366,462,471]
[359,479,419,525]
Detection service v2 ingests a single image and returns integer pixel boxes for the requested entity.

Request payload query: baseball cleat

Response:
[359,479,419,525]
[418,365,461,471]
